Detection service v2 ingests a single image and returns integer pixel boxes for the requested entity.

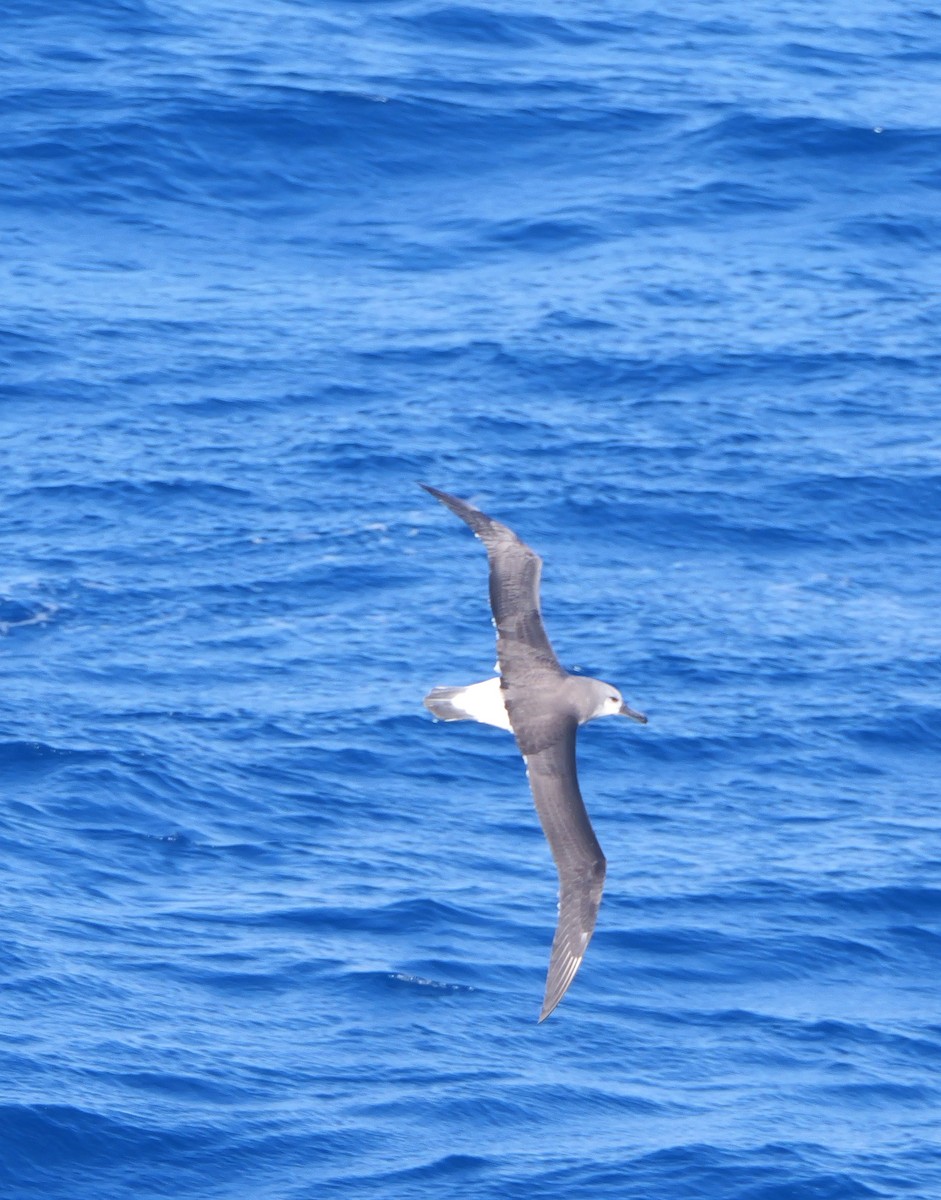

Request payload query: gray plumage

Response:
[420,485,647,1021]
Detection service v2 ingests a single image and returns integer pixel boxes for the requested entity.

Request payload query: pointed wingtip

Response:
[536,987,570,1024]
[418,482,460,507]
[537,1002,556,1024]
[537,951,587,1024]
[419,485,498,536]
[538,973,579,1022]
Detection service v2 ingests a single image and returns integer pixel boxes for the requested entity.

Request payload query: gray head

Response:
[572,676,647,725]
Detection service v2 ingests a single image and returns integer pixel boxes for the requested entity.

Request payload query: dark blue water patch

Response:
[734,1176,881,1200]
[797,1017,941,1061]
[844,704,941,753]
[7,476,253,514]
[8,90,399,212]
[779,41,873,74]
[769,473,941,546]
[586,496,851,553]
[479,215,604,253]
[0,77,681,222]
[887,924,941,969]
[660,179,805,223]
[779,471,941,508]
[812,1079,940,1110]
[22,755,223,824]
[688,112,940,169]
[0,325,65,372]
[813,885,941,922]
[401,6,595,48]
[0,1102,371,1200]
[839,215,941,247]
[264,897,494,937]
[0,378,123,411]
[460,343,940,414]
[0,740,108,778]
[167,958,318,998]
[310,439,429,474]
[338,1153,494,1198]
[0,1102,158,1170]
[607,926,889,986]
[7,0,167,28]
[491,1141,884,1200]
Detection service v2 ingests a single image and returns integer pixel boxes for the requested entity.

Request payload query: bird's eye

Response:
[609,696,618,703]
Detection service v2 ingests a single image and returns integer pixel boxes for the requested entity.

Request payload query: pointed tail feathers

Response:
[423,686,473,722]
[423,678,513,732]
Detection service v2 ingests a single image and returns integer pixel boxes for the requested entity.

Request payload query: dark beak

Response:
[619,702,648,724]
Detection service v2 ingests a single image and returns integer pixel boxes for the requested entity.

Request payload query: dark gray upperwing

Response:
[420,486,564,690]
[523,721,606,1022]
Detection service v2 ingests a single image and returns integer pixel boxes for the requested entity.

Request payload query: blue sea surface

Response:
[3,0,941,1196]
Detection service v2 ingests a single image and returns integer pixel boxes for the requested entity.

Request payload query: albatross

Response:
[420,485,647,1021]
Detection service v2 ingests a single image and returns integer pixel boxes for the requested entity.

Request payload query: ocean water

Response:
[3,0,941,1196]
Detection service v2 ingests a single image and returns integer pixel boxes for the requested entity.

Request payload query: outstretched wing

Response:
[420,485,564,692]
[524,721,606,1022]
[422,485,605,1019]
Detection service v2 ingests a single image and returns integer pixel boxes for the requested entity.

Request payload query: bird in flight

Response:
[421,485,647,1021]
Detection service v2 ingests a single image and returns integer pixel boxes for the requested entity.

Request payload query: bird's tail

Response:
[423,686,472,722]
[423,677,513,731]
